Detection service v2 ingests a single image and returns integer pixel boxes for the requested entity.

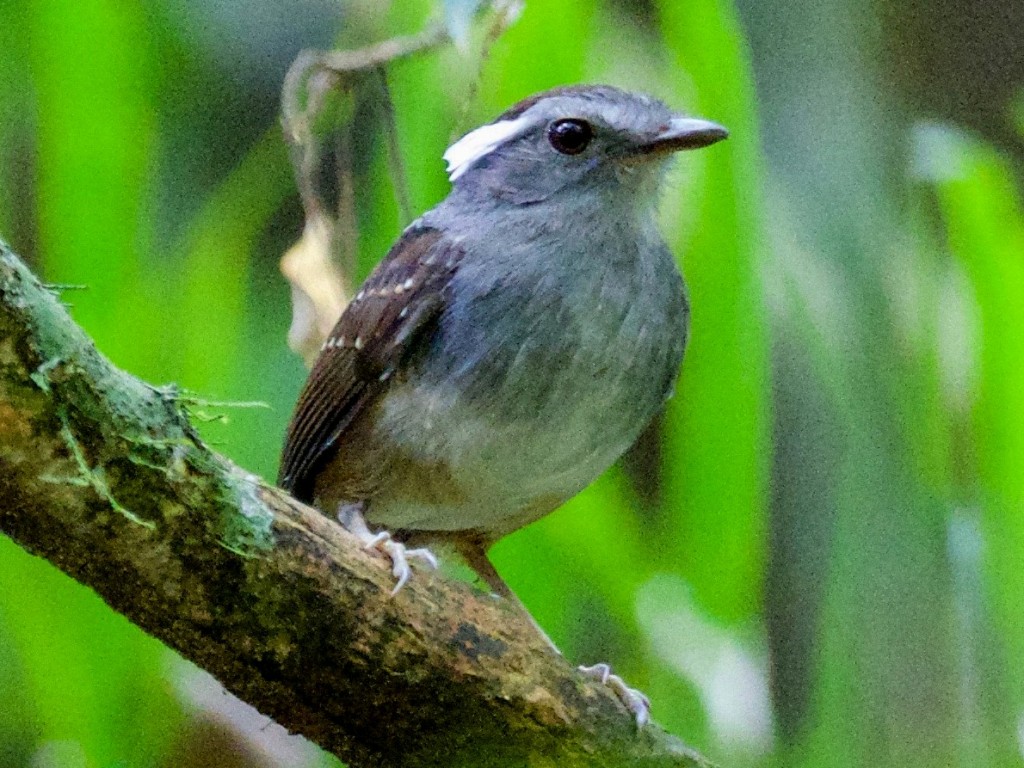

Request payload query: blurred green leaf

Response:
[176,128,294,400]
[29,0,158,370]
[0,538,183,767]
[931,129,1024,764]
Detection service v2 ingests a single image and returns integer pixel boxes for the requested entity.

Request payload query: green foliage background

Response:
[0,0,1022,766]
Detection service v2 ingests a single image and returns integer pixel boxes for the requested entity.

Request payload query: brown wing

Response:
[278,226,462,502]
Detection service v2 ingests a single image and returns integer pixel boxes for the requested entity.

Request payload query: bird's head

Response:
[442,85,728,206]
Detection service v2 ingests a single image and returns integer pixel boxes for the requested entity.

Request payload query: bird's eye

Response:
[547,119,593,155]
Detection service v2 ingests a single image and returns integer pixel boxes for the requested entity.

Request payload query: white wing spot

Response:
[355,290,365,301]
[354,336,364,350]
[402,278,414,290]
[394,283,405,295]
[442,115,533,182]
[398,306,409,319]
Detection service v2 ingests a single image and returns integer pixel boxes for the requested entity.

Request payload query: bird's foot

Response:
[361,530,438,595]
[337,503,437,595]
[578,662,651,728]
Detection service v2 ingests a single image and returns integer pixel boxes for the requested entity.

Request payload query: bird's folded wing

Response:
[278,226,463,502]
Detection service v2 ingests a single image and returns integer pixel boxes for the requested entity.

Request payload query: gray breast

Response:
[419,236,687,486]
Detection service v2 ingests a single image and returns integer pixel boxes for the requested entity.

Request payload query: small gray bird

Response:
[279,84,727,725]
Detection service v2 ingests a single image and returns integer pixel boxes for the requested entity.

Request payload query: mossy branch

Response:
[0,242,712,768]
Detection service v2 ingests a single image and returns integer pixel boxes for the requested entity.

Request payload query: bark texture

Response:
[0,242,713,768]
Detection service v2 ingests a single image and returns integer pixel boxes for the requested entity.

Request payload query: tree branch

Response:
[0,242,713,768]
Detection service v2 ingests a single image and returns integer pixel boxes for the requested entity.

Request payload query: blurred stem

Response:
[281,23,449,142]
[375,67,413,225]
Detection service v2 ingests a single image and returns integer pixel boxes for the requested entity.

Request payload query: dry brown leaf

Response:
[280,212,350,368]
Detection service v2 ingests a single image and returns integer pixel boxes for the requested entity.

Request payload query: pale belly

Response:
[369,382,643,534]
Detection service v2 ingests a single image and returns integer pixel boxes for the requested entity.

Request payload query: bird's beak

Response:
[639,117,729,154]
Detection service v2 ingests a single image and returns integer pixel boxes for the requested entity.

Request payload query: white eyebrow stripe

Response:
[442,116,533,182]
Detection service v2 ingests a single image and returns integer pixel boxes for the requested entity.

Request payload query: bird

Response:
[279,84,728,725]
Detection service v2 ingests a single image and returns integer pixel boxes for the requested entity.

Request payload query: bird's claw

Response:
[361,530,438,595]
[579,662,651,728]
[337,503,438,595]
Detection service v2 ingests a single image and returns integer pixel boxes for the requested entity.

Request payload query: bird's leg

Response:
[453,537,651,727]
[454,537,558,648]
[337,502,437,595]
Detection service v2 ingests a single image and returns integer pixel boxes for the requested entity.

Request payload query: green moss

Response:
[216,466,275,557]
[56,410,155,530]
